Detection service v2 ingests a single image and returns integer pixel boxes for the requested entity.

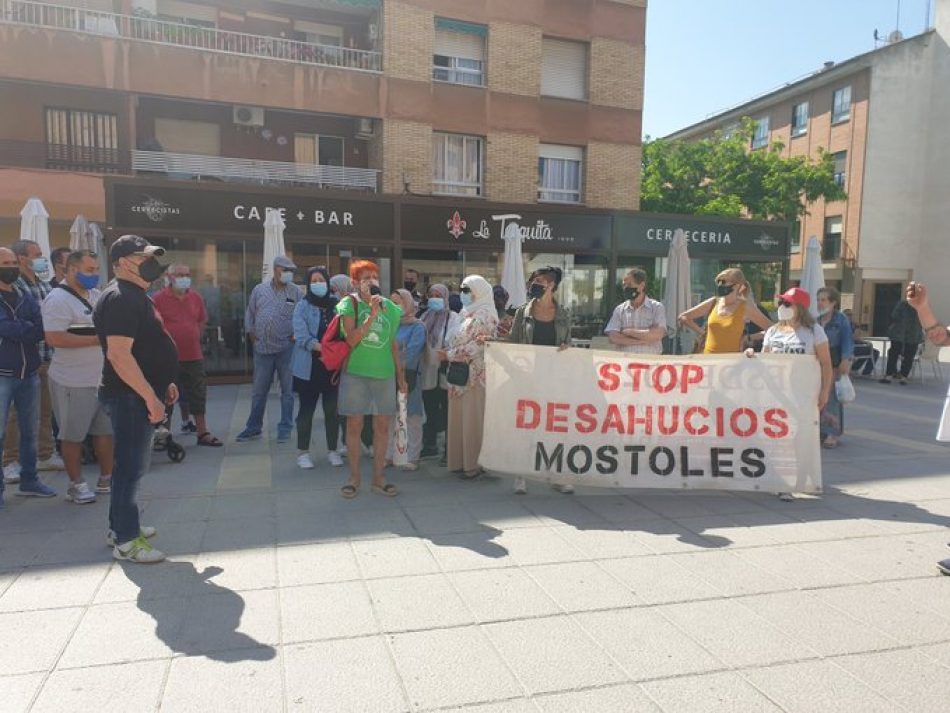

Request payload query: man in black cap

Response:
[94,235,179,564]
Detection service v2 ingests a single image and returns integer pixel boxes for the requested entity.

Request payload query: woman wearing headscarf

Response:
[386,289,428,469]
[292,266,343,469]
[437,275,498,479]
[419,283,461,462]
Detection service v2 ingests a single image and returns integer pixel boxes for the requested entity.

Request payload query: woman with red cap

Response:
[761,287,834,499]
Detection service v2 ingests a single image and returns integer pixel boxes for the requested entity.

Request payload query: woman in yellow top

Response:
[678,268,772,353]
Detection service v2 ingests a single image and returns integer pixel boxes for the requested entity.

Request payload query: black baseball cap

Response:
[109,234,166,263]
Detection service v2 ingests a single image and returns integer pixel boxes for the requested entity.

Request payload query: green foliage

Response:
[641,118,846,223]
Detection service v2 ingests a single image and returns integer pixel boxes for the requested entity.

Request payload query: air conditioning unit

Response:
[355,117,375,140]
[233,106,265,127]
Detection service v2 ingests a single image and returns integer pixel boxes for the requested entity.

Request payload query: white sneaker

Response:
[513,477,527,495]
[113,535,165,564]
[327,451,344,467]
[778,492,795,502]
[3,461,21,485]
[297,453,315,470]
[553,483,575,494]
[360,443,373,457]
[66,481,96,504]
[107,526,157,547]
[38,454,65,471]
[336,448,348,460]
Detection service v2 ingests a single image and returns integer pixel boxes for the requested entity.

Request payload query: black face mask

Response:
[528,283,546,300]
[135,257,167,283]
[716,283,734,297]
[368,284,381,296]
[623,286,640,301]
[0,267,20,285]
[403,281,417,293]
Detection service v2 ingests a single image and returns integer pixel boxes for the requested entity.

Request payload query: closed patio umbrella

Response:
[499,220,527,309]
[20,197,52,260]
[69,214,89,251]
[800,235,825,318]
[662,228,692,354]
[262,208,286,283]
[87,223,109,287]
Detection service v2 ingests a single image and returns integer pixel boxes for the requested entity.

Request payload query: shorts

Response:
[338,372,397,417]
[49,379,113,442]
[177,360,207,415]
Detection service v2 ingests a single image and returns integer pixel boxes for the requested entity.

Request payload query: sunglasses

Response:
[778,299,793,308]
[460,286,472,294]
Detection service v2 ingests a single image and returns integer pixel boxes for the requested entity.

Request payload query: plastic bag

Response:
[393,391,409,466]
[835,374,856,403]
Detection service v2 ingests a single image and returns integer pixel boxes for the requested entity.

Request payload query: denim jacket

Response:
[819,310,855,368]
[291,300,334,382]
[0,287,44,379]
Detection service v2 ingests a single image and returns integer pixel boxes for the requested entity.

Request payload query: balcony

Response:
[0,0,382,72]
[0,140,380,191]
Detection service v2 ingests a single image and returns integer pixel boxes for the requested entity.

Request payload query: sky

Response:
[642,0,935,138]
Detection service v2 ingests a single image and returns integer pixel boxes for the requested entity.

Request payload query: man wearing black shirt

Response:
[94,235,179,564]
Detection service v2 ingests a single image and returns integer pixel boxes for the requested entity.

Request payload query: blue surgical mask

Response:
[76,273,100,290]
[279,271,294,285]
[32,257,49,275]
[174,277,191,290]
[310,282,328,298]
[460,292,473,307]
[427,297,445,311]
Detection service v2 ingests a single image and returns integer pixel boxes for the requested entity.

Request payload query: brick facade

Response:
[590,38,644,110]
[487,23,542,97]
[384,1,434,83]
[486,132,539,203]
[586,142,641,210]
[380,119,432,195]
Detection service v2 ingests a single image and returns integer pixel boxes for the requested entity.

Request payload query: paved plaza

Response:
[1,376,949,712]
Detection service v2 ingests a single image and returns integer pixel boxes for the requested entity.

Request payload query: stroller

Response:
[152,402,187,463]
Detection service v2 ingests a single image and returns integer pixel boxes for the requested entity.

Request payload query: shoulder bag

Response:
[319,295,356,375]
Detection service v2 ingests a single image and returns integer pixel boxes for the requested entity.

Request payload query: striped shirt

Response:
[16,274,52,363]
[604,297,667,354]
[244,281,302,355]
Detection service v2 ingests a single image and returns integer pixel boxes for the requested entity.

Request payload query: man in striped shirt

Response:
[604,267,667,355]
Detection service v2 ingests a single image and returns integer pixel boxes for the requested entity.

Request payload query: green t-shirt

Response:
[336,296,402,379]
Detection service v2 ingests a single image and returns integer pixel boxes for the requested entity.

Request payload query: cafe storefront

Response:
[107,178,789,377]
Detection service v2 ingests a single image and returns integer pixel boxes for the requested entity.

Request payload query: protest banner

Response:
[480,343,822,494]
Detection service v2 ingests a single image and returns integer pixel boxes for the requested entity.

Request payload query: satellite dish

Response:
[888,30,904,42]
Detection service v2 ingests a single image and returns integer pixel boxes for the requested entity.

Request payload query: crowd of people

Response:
[0,235,944,573]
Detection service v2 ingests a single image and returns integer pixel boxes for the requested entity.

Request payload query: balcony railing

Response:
[0,0,382,72]
[0,140,380,191]
[133,150,380,191]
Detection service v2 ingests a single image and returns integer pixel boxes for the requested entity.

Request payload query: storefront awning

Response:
[435,17,488,37]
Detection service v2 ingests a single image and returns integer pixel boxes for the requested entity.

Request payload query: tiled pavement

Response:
[1,377,949,712]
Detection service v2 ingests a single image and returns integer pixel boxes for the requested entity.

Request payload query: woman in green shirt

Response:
[337,260,408,498]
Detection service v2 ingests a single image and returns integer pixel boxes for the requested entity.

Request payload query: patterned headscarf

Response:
[421,283,450,349]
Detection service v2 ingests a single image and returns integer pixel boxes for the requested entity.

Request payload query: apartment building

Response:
[664,0,950,336]
[0,0,647,374]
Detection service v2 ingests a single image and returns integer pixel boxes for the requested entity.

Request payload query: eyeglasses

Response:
[778,300,792,308]
[460,286,472,294]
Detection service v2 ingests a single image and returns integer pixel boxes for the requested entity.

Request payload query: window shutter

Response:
[434,29,484,61]
[541,38,587,100]
[539,144,583,161]
[154,118,221,155]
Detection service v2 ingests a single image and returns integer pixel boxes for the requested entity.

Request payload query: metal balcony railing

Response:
[0,0,382,72]
[133,150,379,191]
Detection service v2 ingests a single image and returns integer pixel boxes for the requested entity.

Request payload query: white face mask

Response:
[818,306,831,316]
[777,305,796,322]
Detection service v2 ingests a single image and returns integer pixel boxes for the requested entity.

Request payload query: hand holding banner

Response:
[479,343,822,494]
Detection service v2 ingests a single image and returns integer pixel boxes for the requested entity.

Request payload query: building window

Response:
[791,102,809,137]
[156,0,217,27]
[823,216,843,260]
[432,132,483,196]
[153,117,220,155]
[538,144,583,203]
[293,20,344,47]
[790,220,802,254]
[832,150,847,188]
[295,134,344,167]
[832,85,851,124]
[45,107,120,171]
[751,116,770,149]
[433,19,486,86]
[541,38,588,100]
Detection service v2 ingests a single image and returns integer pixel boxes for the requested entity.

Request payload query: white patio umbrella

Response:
[87,223,109,288]
[69,214,89,251]
[800,235,825,318]
[500,221,528,309]
[20,197,52,259]
[262,208,286,284]
[662,228,692,354]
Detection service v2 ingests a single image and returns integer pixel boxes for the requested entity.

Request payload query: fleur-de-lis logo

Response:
[446,210,466,239]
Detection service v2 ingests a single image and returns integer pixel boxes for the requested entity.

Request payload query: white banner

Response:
[480,343,823,494]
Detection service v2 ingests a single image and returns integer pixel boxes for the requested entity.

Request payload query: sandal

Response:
[822,437,839,449]
[197,433,223,447]
[459,467,485,481]
[340,483,360,499]
[370,482,399,497]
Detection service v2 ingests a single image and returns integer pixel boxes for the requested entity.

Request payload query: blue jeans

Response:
[101,392,154,545]
[245,347,294,434]
[0,374,39,492]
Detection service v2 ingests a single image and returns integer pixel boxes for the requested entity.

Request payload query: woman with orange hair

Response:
[678,267,772,353]
[336,260,408,498]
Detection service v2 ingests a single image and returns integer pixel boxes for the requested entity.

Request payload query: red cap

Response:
[778,287,811,309]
